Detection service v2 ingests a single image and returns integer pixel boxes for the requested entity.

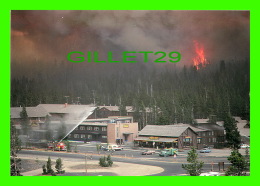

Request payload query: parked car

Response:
[104,144,123,151]
[141,150,155,155]
[200,148,211,153]
[240,144,250,149]
[200,172,220,176]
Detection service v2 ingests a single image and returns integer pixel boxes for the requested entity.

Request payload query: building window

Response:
[68,134,72,138]
[101,127,107,131]
[197,138,201,144]
[81,134,86,138]
[202,132,206,136]
[80,126,85,130]
[74,134,79,138]
[74,127,78,130]
[102,136,107,139]
[213,138,217,143]
[94,127,99,131]
[209,138,212,143]
[87,135,92,139]
[87,126,92,130]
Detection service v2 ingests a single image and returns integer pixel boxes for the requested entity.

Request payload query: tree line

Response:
[11,59,249,127]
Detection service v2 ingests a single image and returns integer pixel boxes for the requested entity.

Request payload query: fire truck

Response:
[47,142,67,151]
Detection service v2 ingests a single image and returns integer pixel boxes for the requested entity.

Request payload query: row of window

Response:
[75,126,107,131]
[200,131,214,136]
[69,134,107,139]
[197,137,217,144]
[184,137,217,144]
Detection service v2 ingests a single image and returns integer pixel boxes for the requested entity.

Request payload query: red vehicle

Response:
[47,142,67,151]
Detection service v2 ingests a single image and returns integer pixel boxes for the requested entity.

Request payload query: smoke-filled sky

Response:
[11,10,249,71]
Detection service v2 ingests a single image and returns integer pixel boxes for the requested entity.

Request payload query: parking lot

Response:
[66,141,249,160]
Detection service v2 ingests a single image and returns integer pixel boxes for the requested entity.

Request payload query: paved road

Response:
[18,149,230,176]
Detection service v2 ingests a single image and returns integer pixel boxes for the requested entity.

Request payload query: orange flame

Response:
[193,40,207,70]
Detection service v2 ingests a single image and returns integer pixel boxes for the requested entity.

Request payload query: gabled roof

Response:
[195,123,225,131]
[37,104,96,114]
[138,125,196,137]
[10,106,49,119]
[173,123,208,132]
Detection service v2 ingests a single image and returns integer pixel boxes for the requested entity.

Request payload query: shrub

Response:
[42,164,47,175]
[55,158,65,174]
[99,155,113,167]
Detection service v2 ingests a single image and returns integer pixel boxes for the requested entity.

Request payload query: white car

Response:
[200,172,220,176]
[240,144,250,149]
[104,145,123,151]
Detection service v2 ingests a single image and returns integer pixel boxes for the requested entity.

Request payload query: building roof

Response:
[108,116,133,120]
[138,125,195,137]
[11,106,49,119]
[85,118,111,122]
[172,123,208,132]
[216,121,224,126]
[195,123,225,131]
[85,116,133,123]
[195,119,209,124]
[80,122,108,126]
[37,104,96,114]
[98,106,152,113]
[236,120,250,137]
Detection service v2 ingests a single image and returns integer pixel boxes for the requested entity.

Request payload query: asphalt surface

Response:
[17,141,239,176]
[18,147,230,176]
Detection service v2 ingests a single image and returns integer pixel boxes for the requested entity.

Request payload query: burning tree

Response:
[193,40,208,70]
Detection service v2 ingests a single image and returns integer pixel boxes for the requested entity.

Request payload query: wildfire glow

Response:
[193,40,207,70]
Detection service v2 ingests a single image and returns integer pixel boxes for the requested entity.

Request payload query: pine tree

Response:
[223,113,241,150]
[182,147,204,176]
[107,155,113,167]
[46,157,54,174]
[42,164,47,175]
[119,102,127,116]
[10,121,22,176]
[244,147,250,172]
[225,150,248,176]
[20,106,30,136]
[55,158,65,174]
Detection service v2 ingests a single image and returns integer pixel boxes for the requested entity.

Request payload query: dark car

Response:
[141,150,155,155]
